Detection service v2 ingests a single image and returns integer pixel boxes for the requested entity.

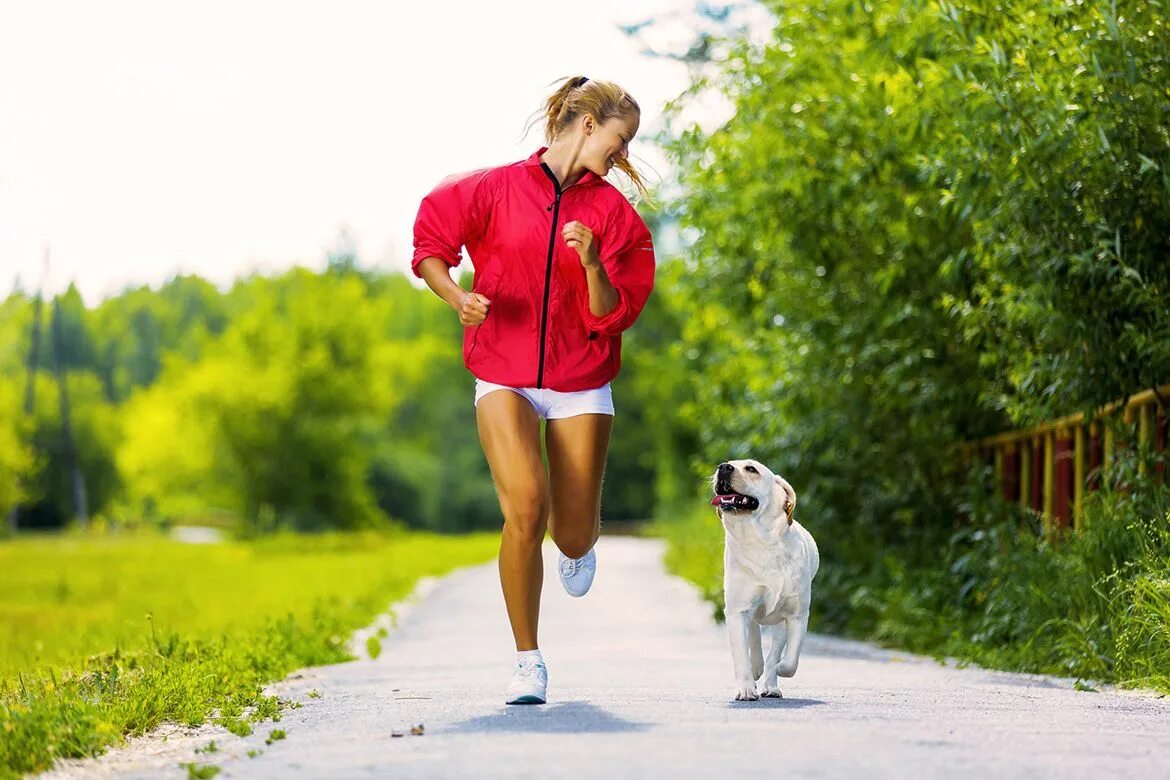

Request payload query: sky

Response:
[0,0,725,308]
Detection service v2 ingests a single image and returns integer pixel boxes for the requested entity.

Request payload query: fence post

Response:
[1104,423,1114,476]
[1002,442,1020,502]
[1157,406,1167,485]
[1043,431,1055,532]
[1074,424,1085,528]
[1020,439,1031,509]
[993,447,1003,495]
[1138,401,1151,476]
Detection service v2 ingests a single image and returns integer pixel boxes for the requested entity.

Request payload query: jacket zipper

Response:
[536,162,577,389]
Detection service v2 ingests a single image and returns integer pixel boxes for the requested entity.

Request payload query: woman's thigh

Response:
[475,389,548,530]
[545,413,613,542]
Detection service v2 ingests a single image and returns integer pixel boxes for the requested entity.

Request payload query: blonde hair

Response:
[527,75,652,204]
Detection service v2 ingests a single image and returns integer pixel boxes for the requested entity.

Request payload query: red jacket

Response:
[411,147,656,392]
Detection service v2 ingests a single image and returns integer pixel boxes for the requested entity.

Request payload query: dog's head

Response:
[710,459,797,526]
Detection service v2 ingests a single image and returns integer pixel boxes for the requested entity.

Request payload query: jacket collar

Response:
[524,146,602,188]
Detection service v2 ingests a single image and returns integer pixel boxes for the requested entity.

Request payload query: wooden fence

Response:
[962,384,1169,531]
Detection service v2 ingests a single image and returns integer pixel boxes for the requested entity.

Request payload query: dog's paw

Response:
[760,685,783,698]
[733,685,760,702]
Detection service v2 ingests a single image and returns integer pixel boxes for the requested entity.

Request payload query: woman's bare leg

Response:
[545,413,613,559]
[476,390,548,651]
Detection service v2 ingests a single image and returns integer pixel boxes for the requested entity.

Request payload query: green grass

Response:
[651,461,1170,695]
[0,529,499,778]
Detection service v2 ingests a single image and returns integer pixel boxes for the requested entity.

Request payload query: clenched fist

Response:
[562,220,601,268]
[457,291,492,326]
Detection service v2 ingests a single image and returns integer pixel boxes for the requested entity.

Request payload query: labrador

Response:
[711,459,820,700]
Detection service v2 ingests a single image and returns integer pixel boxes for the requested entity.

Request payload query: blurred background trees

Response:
[0,255,694,534]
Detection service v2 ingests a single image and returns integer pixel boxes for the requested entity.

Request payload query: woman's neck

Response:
[540,136,588,189]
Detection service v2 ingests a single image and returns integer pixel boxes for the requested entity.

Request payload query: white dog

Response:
[711,459,819,701]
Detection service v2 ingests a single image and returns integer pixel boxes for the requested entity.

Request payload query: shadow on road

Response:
[446,701,650,733]
[725,697,827,710]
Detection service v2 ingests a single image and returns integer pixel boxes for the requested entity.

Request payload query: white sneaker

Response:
[558,547,597,597]
[505,656,548,705]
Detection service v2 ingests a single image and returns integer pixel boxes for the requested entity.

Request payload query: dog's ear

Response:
[773,475,796,525]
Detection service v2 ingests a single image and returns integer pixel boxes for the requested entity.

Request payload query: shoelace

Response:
[560,558,578,577]
[515,660,546,679]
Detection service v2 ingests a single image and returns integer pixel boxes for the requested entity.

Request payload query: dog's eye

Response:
[745,465,758,474]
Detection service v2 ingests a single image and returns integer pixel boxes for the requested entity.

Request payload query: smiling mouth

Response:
[711,479,760,511]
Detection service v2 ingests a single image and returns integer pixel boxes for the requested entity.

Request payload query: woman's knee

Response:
[553,534,597,560]
[550,516,598,559]
[499,489,549,544]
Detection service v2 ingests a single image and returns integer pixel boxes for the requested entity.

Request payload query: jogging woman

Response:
[411,75,655,705]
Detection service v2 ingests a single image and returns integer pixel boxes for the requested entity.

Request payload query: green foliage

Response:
[933,0,1170,423]
[96,275,230,402]
[662,0,1003,564]
[0,530,498,777]
[0,295,61,527]
[656,0,1169,609]
[0,379,35,523]
[617,259,704,517]
[25,371,121,528]
[147,269,391,532]
[182,763,221,780]
[48,288,99,375]
[840,452,1170,690]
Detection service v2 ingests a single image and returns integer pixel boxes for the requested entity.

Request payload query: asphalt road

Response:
[43,536,1170,779]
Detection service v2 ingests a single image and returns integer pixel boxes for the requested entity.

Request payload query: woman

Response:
[411,75,655,705]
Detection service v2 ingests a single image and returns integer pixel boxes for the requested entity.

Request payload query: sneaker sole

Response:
[506,695,546,705]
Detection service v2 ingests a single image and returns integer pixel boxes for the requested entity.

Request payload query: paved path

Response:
[45,537,1170,778]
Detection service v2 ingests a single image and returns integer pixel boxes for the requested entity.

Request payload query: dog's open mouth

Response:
[710,487,759,512]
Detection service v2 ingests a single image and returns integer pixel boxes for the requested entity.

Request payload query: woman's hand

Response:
[456,291,492,326]
[562,221,601,268]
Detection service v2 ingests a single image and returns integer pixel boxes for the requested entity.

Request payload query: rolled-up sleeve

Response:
[411,168,493,277]
[582,205,656,336]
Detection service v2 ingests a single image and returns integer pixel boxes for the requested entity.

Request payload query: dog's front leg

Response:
[760,623,787,697]
[727,610,759,701]
[749,621,763,681]
[777,613,808,678]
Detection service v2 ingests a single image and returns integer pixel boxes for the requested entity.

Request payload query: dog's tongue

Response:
[711,494,737,506]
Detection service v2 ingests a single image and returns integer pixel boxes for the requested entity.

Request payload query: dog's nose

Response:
[717,462,733,476]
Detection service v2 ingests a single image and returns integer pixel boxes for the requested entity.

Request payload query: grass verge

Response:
[0,529,499,778]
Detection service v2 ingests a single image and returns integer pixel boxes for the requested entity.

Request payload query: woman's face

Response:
[580,112,640,177]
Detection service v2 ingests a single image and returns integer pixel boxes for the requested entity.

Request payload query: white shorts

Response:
[473,379,614,420]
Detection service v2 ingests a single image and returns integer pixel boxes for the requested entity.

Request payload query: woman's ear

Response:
[773,475,796,525]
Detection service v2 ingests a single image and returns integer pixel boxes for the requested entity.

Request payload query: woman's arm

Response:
[582,261,619,319]
[416,256,490,326]
[562,210,655,337]
[562,220,618,318]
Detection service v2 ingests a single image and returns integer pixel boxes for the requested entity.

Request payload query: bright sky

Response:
[0,0,708,307]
